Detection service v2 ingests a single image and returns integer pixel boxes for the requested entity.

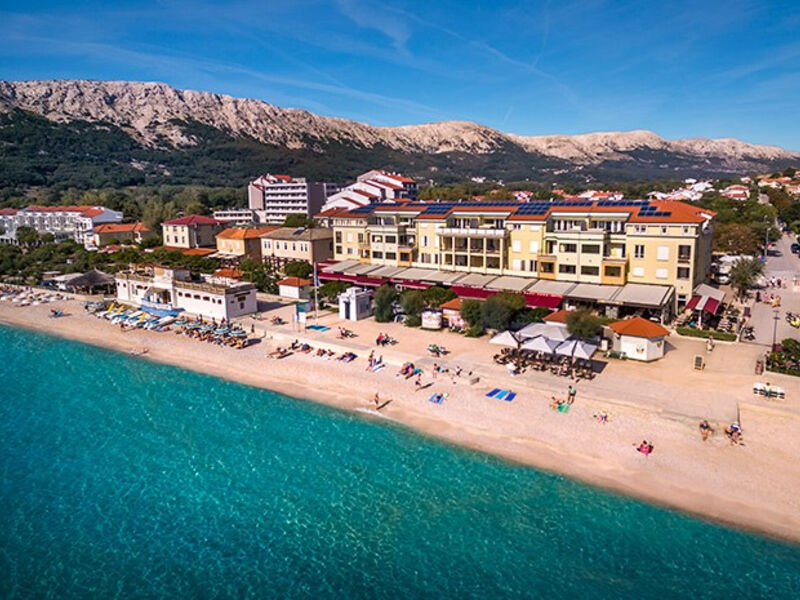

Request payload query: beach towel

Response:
[495,390,509,400]
[486,388,501,398]
[505,392,516,402]
[429,393,447,404]
[371,364,385,373]
[558,403,570,413]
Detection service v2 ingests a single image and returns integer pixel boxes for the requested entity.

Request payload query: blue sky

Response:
[1,0,799,149]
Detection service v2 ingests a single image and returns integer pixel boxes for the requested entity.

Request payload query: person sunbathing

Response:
[635,440,654,455]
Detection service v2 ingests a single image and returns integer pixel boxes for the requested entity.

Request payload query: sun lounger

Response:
[495,390,509,400]
[505,392,516,402]
[486,388,501,398]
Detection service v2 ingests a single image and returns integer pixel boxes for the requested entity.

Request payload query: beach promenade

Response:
[1,297,799,544]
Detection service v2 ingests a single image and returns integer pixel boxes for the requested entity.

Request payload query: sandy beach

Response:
[2,296,800,545]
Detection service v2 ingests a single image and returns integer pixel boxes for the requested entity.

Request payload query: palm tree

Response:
[729,257,764,300]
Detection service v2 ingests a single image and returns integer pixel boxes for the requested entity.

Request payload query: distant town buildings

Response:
[720,184,750,200]
[247,174,338,225]
[0,205,123,245]
[161,215,224,249]
[320,170,417,213]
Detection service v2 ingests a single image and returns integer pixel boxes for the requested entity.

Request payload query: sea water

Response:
[1,325,798,599]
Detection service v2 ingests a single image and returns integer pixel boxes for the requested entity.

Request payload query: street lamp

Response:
[772,308,780,352]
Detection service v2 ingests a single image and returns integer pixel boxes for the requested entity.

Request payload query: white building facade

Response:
[247,174,338,224]
[0,205,123,244]
[320,170,417,213]
[115,265,257,320]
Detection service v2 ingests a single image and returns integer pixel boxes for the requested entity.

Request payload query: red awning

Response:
[685,295,701,310]
[451,285,495,300]
[395,281,431,290]
[523,292,563,309]
[703,297,721,315]
[317,272,386,287]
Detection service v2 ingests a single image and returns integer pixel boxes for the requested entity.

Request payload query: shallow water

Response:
[1,325,799,599]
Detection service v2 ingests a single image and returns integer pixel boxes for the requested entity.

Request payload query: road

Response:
[746,231,800,347]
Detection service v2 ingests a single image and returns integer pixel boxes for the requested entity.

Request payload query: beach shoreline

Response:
[2,299,799,545]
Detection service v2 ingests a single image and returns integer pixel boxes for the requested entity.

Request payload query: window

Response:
[512,240,521,252]
[678,245,691,260]
[632,266,645,277]
[371,235,382,243]
[357,233,363,243]
[677,267,690,279]
[656,268,668,279]
[661,226,668,235]
[529,241,539,253]
[512,258,521,270]
[634,245,645,259]
[385,252,397,260]
[422,235,429,246]
[346,232,353,243]
[580,266,600,276]
[581,244,601,254]
[657,246,669,261]
[558,264,577,274]
[385,235,397,244]
[512,224,521,230]
[604,266,621,277]
[634,225,646,234]
[683,226,690,234]
[372,251,383,259]
[335,245,343,255]
[559,243,577,253]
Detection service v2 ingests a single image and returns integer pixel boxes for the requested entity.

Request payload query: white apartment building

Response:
[247,174,338,224]
[115,265,257,321]
[212,208,256,225]
[0,205,123,244]
[320,170,417,213]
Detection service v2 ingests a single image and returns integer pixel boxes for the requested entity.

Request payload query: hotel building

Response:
[247,174,338,224]
[260,227,334,270]
[320,170,417,213]
[321,199,715,318]
[215,226,278,262]
[0,205,123,245]
[115,264,257,321]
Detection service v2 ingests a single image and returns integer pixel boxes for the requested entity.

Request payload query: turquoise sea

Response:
[1,325,799,599]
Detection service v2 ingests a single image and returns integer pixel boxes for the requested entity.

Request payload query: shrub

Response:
[676,327,737,342]
[484,295,515,331]
[565,309,602,339]
[422,285,457,307]
[466,323,485,337]
[283,260,313,279]
[404,314,421,328]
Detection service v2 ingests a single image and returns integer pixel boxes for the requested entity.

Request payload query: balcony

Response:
[437,227,506,238]
[678,255,692,264]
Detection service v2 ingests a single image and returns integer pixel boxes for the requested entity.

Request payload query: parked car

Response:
[790,242,800,254]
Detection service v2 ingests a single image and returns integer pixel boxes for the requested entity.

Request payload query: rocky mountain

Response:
[0,79,797,188]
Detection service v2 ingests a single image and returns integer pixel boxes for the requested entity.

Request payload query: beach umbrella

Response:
[572,340,598,360]
[518,322,571,341]
[489,330,522,347]
[521,336,560,353]
[554,339,579,357]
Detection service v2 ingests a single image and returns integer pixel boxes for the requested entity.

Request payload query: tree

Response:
[484,295,516,331]
[283,260,313,279]
[714,223,760,255]
[283,214,316,229]
[400,290,426,327]
[565,309,602,340]
[729,257,764,300]
[15,226,38,248]
[373,285,398,322]
[460,299,484,327]
[422,285,457,308]
[319,281,348,302]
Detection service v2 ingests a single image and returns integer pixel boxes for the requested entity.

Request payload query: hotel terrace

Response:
[319,199,715,320]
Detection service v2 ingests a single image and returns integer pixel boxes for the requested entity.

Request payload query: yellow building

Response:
[215,226,278,261]
[323,200,715,316]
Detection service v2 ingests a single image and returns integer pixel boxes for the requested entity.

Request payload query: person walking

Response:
[567,385,576,404]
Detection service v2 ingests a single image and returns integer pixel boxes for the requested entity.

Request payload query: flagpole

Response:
[313,261,319,324]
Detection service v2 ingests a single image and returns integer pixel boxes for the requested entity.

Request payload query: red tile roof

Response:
[0,208,18,216]
[213,268,244,279]
[94,222,149,234]
[216,226,277,240]
[609,317,669,338]
[162,215,221,226]
[542,309,572,324]
[277,276,311,287]
[439,298,462,311]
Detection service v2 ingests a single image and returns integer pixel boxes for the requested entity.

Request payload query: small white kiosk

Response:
[338,287,373,321]
[608,316,670,362]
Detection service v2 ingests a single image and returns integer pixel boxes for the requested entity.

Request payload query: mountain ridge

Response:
[0,79,798,187]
